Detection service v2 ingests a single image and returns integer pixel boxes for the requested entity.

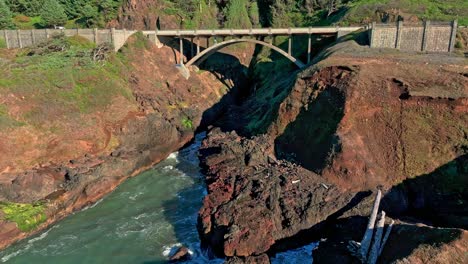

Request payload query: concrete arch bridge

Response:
[141,27,363,78]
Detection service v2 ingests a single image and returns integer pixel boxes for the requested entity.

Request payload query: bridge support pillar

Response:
[190,37,194,58]
[206,37,210,48]
[179,37,184,64]
[176,64,190,80]
[154,29,163,48]
[307,34,312,64]
[288,36,292,56]
[196,37,200,55]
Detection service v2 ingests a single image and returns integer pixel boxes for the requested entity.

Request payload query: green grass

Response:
[13,15,42,29]
[301,0,467,26]
[0,202,46,232]
[181,116,194,130]
[341,0,468,26]
[0,35,134,128]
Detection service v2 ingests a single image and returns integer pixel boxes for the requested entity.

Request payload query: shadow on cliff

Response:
[381,153,468,229]
[312,215,464,264]
[274,85,346,173]
[153,35,255,131]
[269,154,467,262]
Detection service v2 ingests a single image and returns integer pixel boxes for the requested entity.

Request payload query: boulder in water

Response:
[169,246,191,262]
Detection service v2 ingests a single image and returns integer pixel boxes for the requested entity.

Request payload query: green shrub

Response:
[181,116,194,129]
[0,202,46,232]
[67,35,95,49]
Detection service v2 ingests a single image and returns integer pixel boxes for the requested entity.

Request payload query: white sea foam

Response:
[163,165,174,171]
[168,152,179,161]
[1,226,59,262]
[80,198,104,211]
[162,243,183,257]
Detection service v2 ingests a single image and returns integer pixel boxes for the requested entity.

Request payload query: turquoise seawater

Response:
[0,133,315,263]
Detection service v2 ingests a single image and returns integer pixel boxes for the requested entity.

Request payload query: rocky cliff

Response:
[0,33,247,250]
[197,40,468,263]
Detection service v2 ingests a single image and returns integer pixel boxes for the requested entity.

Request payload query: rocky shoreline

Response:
[0,34,247,251]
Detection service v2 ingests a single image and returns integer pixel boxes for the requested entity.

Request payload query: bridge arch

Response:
[185,38,306,69]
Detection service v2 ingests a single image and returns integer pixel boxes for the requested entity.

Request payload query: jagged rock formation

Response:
[197,41,467,262]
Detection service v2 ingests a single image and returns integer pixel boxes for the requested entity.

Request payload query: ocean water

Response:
[0,133,316,263]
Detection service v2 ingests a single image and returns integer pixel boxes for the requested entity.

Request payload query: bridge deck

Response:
[144,27,364,37]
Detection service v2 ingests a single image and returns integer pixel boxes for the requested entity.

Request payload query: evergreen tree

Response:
[249,1,260,28]
[225,0,252,28]
[40,0,67,27]
[99,0,122,21]
[59,0,87,18]
[0,0,15,29]
[192,0,218,29]
[81,4,99,27]
[6,0,42,17]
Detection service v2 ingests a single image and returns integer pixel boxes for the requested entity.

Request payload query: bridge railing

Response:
[145,27,365,37]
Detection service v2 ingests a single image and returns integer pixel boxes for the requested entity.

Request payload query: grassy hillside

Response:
[0,34,138,170]
[336,0,468,26]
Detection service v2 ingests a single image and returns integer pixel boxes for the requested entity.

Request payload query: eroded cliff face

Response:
[108,0,179,30]
[197,41,467,262]
[0,34,247,250]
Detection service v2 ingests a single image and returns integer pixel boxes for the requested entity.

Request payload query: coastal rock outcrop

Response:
[197,41,467,260]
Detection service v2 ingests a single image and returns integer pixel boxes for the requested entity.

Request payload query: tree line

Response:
[168,0,345,29]
[0,0,122,29]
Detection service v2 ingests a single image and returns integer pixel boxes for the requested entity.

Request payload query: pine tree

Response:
[225,0,252,28]
[192,0,218,29]
[0,0,15,29]
[40,0,67,27]
[249,2,260,28]
[6,0,42,17]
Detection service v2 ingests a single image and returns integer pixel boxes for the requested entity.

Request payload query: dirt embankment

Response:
[0,34,248,250]
[197,41,467,263]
